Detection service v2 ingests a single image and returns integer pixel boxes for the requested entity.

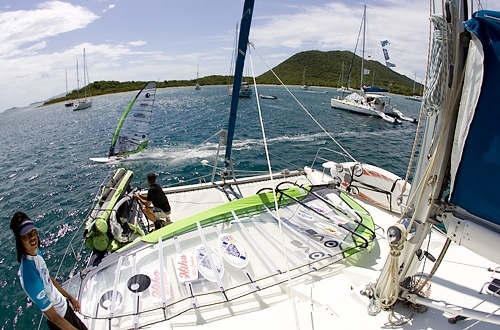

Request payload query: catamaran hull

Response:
[331,99,401,124]
[330,98,374,115]
[326,161,410,214]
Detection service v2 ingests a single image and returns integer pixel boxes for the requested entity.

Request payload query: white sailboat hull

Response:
[73,100,92,111]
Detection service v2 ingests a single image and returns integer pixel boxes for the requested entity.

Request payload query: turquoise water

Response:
[0,85,421,329]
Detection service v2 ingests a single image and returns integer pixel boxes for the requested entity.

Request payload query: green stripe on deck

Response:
[135,186,310,246]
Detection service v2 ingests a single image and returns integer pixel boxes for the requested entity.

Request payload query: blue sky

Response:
[0,0,497,112]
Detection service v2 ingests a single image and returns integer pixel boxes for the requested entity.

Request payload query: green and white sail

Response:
[109,82,156,157]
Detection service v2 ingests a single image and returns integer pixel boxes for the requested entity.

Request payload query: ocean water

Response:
[0,85,421,329]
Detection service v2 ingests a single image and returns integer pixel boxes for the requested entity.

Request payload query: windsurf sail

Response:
[108,82,156,157]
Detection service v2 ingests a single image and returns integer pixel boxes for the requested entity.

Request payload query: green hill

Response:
[44,50,421,106]
[256,50,421,95]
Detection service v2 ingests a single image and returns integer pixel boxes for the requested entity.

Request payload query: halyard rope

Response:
[248,46,301,330]
[375,0,459,317]
[248,42,357,163]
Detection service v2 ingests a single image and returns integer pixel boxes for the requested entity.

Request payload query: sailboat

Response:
[89,82,157,163]
[238,81,252,97]
[362,71,389,93]
[336,61,350,92]
[330,6,409,124]
[73,48,92,111]
[300,67,309,90]
[60,1,500,329]
[226,23,252,98]
[195,65,201,90]
[406,70,423,101]
[64,69,74,107]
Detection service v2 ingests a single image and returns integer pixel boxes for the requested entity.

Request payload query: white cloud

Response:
[0,1,99,57]
[128,41,147,47]
[0,1,99,110]
[250,1,429,81]
[2,0,482,112]
[103,4,115,13]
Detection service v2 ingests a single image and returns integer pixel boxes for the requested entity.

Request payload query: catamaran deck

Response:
[67,164,500,329]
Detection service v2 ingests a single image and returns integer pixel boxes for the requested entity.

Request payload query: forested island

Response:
[45,50,422,106]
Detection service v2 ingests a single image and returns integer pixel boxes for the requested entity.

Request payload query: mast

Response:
[375,0,471,309]
[346,8,365,91]
[360,4,366,91]
[412,70,417,95]
[83,48,89,99]
[224,0,255,168]
[339,61,344,87]
[195,64,201,90]
[65,70,69,97]
[76,59,80,101]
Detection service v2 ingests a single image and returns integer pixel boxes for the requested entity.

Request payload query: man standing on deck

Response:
[10,211,88,330]
[134,172,172,230]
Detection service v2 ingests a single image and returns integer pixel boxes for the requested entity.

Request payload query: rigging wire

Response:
[54,170,118,279]
[248,42,357,163]
[399,0,437,196]
[376,0,471,322]
[247,46,301,330]
[375,0,452,313]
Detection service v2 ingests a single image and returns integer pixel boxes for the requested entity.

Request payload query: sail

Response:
[449,10,500,227]
[109,82,156,157]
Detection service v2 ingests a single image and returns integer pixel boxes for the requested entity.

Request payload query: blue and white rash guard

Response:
[19,249,67,316]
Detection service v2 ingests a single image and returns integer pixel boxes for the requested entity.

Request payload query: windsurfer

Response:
[134,172,172,230]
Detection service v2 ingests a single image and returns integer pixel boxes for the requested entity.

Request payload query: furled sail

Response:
[449,10,500,227]
[109,82,156,157]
